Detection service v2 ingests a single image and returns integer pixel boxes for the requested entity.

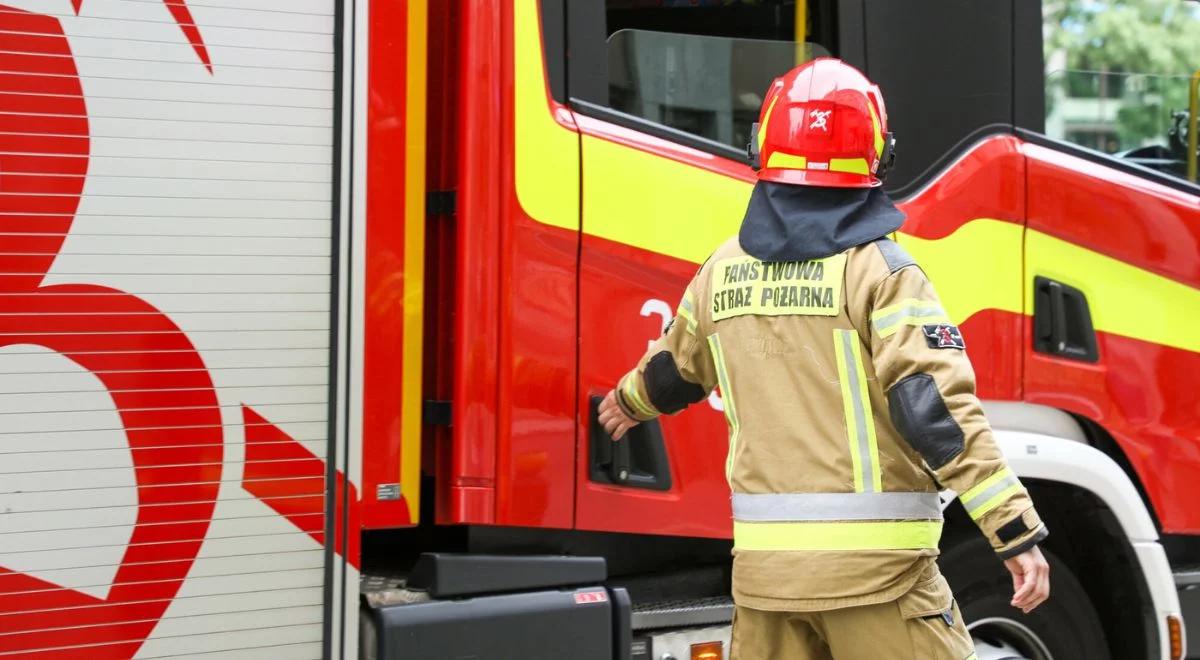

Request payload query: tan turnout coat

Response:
[615,235,1047,612]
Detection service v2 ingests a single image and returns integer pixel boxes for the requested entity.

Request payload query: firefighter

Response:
[598,58,1050,659]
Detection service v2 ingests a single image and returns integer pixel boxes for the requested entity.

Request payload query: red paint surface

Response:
[443,0,504,524]
[895,135,1026,401]
[69,1,212,72]
[1025,143,1200,290]
[491,5,579,530]
[896,135,1026,240]
[0,9,221,656]
[1025,147,1200,533]
[360,0,413,529]
[243,406,360,567]
[423,0,458,515]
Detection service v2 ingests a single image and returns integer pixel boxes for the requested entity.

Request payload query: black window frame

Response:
[546,0,842,166]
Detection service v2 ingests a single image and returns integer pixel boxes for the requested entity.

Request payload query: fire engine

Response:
[2,0,1198,658]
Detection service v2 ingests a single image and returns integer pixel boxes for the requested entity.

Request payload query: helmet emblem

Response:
[809,109,832,131]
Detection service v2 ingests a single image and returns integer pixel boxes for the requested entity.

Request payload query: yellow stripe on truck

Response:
[897,219,1025,323]
[1026,229,1200,354]
[514,0,578,231]
[401,0,429,524]
[582,134,752,264]
[512,0,1200,358]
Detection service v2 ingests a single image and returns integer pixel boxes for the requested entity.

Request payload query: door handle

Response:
[588,395,673,491]
[1033,277,1099,362]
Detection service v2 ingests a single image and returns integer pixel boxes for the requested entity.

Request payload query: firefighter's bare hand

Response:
[598,390,639,441]
[1005,545,1050,613]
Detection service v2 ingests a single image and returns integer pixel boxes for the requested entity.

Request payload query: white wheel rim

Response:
[967,616,1055,660]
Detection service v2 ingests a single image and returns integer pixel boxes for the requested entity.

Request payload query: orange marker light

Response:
[1168,614,1184,660]
[691,640,724,660]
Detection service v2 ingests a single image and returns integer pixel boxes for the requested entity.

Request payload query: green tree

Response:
[1045,0,1200,149]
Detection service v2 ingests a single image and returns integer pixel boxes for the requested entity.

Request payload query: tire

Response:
[939,537,1109,660]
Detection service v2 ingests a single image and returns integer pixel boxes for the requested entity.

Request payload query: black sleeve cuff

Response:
[997,525,1049,560]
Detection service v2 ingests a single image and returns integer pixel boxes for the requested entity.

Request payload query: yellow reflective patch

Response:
[868,102,884,162]
[871,298,950,338]
[967,484,1022,521]
[710,254,846,321]
[758,92,780,151]
[622,377,657,418]
[960,467,1015,503]
[766,151,807,170]
[733,519,943,551]
[830,158,869,176]
[833,329,882,493]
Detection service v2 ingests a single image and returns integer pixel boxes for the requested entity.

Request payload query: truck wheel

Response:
[940,537,1109,660]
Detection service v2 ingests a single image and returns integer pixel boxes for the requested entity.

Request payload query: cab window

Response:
[566,1,837,159]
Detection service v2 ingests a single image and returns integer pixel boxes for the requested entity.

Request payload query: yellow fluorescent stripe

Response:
[875,314,952,338]
[870,299,949,337]
[871,298,945,321]
[708,334,740,484]
[833,330,865,493]
[623,377,657,418]
[515,0,1200,362]
[401,0,429,524]
[514,0,578,230]
[961,467,1015,503]
[848,337,882,493]
[759,92,780,151]
[868,102,884,161]
[766,151,808,170]
[967,483,1022,521]
[829,157,869,176]
[733,520,943,552]
[582,134,751,264]
[898,219,1024,323]
[1026,229,1200,354]
[677,305,697,334]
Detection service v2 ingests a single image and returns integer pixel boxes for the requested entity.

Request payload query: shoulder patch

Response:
[874,238,915,273]
[922,323,966,350]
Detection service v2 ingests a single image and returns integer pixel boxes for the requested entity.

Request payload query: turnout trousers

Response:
[729,571,977,660]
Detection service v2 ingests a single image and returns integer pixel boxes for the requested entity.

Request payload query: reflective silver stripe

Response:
[960,470,1022,517]
[732,492,943,522]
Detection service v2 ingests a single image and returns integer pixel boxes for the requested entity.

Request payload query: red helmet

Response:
[750,58,895,188]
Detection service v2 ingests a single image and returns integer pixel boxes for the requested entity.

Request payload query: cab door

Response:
[559,0,834,538]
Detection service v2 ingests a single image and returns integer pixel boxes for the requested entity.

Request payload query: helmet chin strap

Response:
[747,122,762,170]
[876,132,897,182]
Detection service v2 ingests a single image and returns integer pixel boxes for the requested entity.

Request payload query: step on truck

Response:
[2,1,1199,659]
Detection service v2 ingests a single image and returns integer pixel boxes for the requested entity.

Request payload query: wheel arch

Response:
[957,403,1180,658]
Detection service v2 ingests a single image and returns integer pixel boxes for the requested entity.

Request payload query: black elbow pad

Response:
[887,373,964,469]
[644,351,706,414]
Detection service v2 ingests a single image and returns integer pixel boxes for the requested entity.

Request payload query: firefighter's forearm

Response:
[934,425,1049,557]
[615,369,661,422]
